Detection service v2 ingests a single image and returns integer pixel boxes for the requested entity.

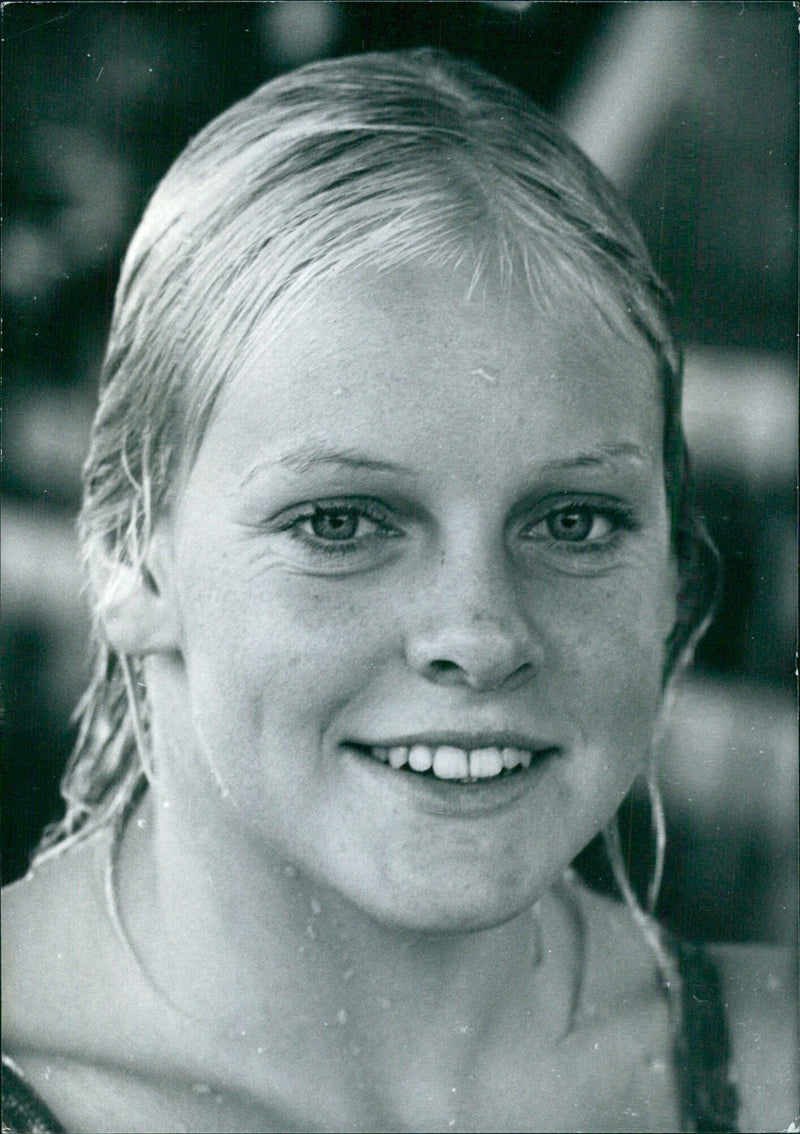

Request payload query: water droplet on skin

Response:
[471,365,498,384]
[310,898,322,916]
[298,944,307,955]
[191,1083,211,1094]
[162,799,171,808]
[337,1008,348,1026]
[136,818,147,828]
[305,922,317,939]
[283,864,298,879]
[350,1043,361,1056]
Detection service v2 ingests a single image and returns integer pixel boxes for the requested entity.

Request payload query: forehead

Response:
[200,262,663,480]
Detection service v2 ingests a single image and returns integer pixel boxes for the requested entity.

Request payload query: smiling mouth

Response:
[344,742,560,784]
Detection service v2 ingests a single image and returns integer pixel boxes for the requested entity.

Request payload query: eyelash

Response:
[518,499,638,557]
[274,498,403,557]
[272,497,637,562]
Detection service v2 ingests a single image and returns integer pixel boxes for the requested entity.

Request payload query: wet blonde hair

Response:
[37,48,716,860]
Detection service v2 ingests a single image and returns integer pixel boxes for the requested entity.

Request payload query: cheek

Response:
[176,550,395,740]
[544,571,670,747]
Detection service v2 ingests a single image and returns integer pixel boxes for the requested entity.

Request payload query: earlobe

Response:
[96,526,181,655]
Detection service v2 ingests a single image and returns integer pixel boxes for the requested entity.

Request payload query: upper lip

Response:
[345,732,561,753]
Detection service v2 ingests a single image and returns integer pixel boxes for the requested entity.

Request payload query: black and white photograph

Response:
[2,3,798,1131]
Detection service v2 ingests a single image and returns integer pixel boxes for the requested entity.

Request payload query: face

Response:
[152,262,676,933]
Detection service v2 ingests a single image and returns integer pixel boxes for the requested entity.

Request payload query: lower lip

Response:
[340,745,560,818]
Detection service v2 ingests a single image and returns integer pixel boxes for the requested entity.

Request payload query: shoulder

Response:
[706,941,799,1133]
[2,834,113,1053]
[2,834,182,1131]
[1,831,165,1066]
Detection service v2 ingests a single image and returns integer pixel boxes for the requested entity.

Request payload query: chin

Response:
[346,874,541,937]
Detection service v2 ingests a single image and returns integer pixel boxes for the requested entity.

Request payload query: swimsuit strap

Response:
[673,941,740,1133]
[1,1056,66,1134]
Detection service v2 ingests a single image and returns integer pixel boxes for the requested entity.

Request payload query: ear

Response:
[96,522,181,655]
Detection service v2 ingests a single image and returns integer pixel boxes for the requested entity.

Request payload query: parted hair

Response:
[37,48,717,860]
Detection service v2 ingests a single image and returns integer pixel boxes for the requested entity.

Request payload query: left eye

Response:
[523,506,616,544]
[546,507,613,542]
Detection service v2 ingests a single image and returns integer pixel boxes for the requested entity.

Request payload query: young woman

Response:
[2,49,797,1134]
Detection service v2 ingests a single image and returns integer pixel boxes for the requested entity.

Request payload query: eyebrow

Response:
[535,443,650,473]
[239,441,649,488]
[239,444,418,486]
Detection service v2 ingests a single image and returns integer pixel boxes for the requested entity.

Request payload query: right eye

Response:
[303,505,385,543]
[272,497,405,561]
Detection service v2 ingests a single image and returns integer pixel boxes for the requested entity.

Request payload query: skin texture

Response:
[144,261,677,936]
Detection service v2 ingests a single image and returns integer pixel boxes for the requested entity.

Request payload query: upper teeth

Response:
[372,745,534,780]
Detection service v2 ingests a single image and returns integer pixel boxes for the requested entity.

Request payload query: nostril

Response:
[424,657,535,692]
[408,622,541,690]
[506,661,535,689]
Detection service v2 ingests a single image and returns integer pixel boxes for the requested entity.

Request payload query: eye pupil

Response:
[548,508,592,542]
[311,508,359,541]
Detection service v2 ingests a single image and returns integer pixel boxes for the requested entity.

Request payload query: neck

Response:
[116,788,578,1074]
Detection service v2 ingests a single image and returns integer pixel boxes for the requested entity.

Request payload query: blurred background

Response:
[1,1,797,943]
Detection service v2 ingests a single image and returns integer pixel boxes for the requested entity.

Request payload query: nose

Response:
[405,544,543,692]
